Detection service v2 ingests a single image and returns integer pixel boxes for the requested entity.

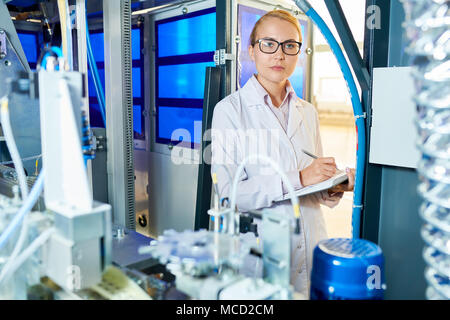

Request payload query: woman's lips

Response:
[270,66,285,71]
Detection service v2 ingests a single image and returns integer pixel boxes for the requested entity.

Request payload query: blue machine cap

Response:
[310,238,386,300]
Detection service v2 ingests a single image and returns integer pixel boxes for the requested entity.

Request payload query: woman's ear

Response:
[248,45,255,62]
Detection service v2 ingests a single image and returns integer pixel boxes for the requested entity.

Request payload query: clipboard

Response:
[275,170,348,202]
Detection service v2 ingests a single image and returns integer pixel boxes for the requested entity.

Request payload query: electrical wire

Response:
[86,6,106,126]
[293,0,366,238]
[0,154,42,166]
[0,97,28,200]
[0,168,45,252]
[0,227,55,286]
[228,154,302,235]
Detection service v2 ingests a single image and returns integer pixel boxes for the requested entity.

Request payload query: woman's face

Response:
[249,17,301,85]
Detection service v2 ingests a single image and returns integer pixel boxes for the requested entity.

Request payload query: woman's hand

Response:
[300,157,337,187]
[327,167,355,196]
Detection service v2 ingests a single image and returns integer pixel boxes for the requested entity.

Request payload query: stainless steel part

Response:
[401,0,450,300]
[103,0,136,230]
[43,202,112,291]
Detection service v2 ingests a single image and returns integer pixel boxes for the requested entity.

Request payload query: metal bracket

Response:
[0,29,6,59]
[355,112,367,119]
[214,49,235,66]
[93,132,107,152]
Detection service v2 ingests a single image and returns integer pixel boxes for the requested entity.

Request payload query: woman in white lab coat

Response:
[211,10,355,297]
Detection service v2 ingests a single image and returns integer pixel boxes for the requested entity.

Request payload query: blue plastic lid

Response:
[311,238,386,299]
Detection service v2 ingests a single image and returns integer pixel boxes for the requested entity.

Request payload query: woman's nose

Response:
[273,46,285,60]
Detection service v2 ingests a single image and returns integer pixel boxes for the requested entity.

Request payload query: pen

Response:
[302,149,341,171]
[301,149,318,159]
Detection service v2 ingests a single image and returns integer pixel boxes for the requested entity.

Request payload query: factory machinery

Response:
[0,0,305,300]
[0,0,446,300]
[0,47,298,301]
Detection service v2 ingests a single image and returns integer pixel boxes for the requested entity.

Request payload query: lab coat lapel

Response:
[287,100,303,139]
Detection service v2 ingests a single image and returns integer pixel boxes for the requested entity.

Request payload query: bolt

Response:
[4,60,11,67]
[182,7,188,14]
[0,53,5,60]
[18,79,29,92]
[0,30,4,34]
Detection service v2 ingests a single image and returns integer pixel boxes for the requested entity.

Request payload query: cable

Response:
[228,154,302,235]
[293,0,366,238]
[0,97,28,200]
[86,10,106,126]
[0,168,45,252]
[0,219,29,283]
[0,227,55,285]
[40,46,64,70]
[0,154,42,166]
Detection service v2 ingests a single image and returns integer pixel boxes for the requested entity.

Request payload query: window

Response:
[87,25,145,141]
[155,8,216,148]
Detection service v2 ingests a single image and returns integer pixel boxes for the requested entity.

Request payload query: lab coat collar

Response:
[242,74,297,107]
[241,74,304,139]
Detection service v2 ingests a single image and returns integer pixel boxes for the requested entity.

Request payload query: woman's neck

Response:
[255,74,287,108]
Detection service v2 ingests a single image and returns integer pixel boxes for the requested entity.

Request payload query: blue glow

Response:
[17,33,38,63]
[158,13,216,57]
[89,32,104,62]
[87,68,105,98]
[133,67,141,97]
[132,28,141,60]
[159,62,215,99]
[133,105,142,134]
[158,106,203,143]
[289,67,304,98]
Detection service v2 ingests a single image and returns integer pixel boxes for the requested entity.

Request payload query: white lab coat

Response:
[211,76,342,298]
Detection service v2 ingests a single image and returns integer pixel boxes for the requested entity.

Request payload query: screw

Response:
[4,60,11,67]
[182,7,188,14]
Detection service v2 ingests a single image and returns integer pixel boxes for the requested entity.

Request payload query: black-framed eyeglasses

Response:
[255,38,302,56]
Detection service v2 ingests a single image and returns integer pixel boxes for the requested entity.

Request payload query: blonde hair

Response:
[249,9,302,46]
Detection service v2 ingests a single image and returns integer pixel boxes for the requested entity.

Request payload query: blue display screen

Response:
[237,5,308,98]
[157,12,216,57]
[133,105,142,135]
[17,33,38,63]
[155,8,216,148]
[158,106,203,143]
[87,26,145,140]
[158,61,215,99]
[89,32,104,62]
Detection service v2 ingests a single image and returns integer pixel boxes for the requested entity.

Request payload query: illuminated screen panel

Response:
[157,12,216,57]
[87,26,145,140]
[155,8,216,148]
[158,61,216,99]
[158,106,203,144]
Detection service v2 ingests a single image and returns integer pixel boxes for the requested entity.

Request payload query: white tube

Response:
[0,97,29,200]
[0,168,45,251]
[0,218,29,282]
[0,227,55,285]
[228,154,301,235]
